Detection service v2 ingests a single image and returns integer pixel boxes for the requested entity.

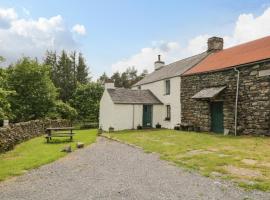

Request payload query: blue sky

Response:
[0,0,270,79]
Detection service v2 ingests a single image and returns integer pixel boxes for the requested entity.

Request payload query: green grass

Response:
[105,129,270,191]
[0,129,97,181]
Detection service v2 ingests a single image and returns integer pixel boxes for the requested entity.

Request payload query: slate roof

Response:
[192,86,226,99]
[184,36,270,75]
[134,52,209,86]
[107,88,163,104]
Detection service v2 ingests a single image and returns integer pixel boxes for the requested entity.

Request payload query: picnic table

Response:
[45,127,75,143]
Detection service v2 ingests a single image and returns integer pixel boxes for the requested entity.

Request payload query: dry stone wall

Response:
[181,62,270,135]
[0,119,70,153]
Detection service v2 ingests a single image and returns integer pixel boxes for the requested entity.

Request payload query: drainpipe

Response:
[234,68,240,136]
[132,104,135,129]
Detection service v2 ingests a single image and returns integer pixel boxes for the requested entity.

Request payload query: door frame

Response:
[142,104,153,128]
[210,101,224,133]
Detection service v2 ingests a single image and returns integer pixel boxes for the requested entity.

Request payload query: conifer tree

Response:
[77,53,89,84]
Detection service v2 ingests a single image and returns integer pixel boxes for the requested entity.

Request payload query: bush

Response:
[137,125,142,130]
[156,123,161,128]
[48,101,77,121]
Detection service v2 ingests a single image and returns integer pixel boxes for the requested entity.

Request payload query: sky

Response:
[1,0,270,79]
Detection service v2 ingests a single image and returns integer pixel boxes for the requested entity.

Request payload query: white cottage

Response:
[99,38,222,131]
[99,80,163,131]
[132,53,208,129]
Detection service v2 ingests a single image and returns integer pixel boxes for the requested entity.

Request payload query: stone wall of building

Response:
[181,62,270,135]
[0,119,71,153]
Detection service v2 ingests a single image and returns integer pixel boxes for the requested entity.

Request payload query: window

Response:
[165,80,170,95]
[165,105,171,121]
[137,85,141,90]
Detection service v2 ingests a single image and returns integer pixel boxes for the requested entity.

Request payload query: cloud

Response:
[225,7,270,47]
[72,24,86,35]
[112,41,181,73]
[0,7,83,64]
[112,7,270,73]
[0,8,17,29]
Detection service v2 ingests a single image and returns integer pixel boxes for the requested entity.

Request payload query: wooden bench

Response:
[45,127,75,143]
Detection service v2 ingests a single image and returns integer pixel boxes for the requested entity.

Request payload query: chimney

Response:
[154,55,165,71]
[104,79,115,89]
[207,37,223,52]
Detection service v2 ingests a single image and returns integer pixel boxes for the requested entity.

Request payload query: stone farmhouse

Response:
[182,36,270,135]
[99,36,270,135]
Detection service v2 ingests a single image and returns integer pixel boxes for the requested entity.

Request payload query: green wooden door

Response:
[210,102,224,133]
[143,105,152,127]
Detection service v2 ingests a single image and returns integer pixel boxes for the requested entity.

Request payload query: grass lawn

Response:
[105,129,270,191]
[0,129,97,181]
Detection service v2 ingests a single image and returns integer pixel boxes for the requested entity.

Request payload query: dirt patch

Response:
[186,149,212,156]
[222,146,234,151]
[163,142,175,146]
[218,154,230,157]
[149,139,161,142]
[207,147,219,152]
[260,162,270,168]
[224,165,262,178]
[241,159,258,165]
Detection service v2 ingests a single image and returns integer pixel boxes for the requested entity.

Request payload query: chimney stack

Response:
[104,79,115,89]
[154,55,165,71]
[207,37,223,52]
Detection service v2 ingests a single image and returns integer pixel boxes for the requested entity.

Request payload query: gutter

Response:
[234,67,240,136]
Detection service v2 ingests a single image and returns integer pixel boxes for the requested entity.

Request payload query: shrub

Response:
[137,124,142,130]
[156,123,161,128]
[48,101,77,121]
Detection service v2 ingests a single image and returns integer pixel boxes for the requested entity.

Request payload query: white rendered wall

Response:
[138,77,181,129]
[99,89,163,131]
[99,89,115,131]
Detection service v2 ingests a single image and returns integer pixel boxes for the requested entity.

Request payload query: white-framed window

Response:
[165,79,170,95]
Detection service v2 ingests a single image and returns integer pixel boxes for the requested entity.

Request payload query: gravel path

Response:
[0,137,269,200]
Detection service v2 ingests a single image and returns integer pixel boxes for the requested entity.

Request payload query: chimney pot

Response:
[154,55,165,71]
[207,37,223,52]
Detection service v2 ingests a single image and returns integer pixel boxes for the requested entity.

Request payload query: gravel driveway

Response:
[0,137,269,200]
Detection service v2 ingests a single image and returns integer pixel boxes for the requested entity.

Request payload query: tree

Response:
[44,50,57,82]
[97,72,109,84]
[70,83,104,122]
[0,67,12,120]
[99,67,147,88]
[7,58,58,122]
[77,53,89,84]
[137,69,148,82]
[44,50,90,102]
[56,50,76,102]
[111,72,121,87]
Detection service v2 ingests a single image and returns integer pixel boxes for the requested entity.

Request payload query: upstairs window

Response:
[165,105,171,121]
[165,80,170,95]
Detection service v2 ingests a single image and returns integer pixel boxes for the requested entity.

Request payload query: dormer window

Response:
[165,80,170,95]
